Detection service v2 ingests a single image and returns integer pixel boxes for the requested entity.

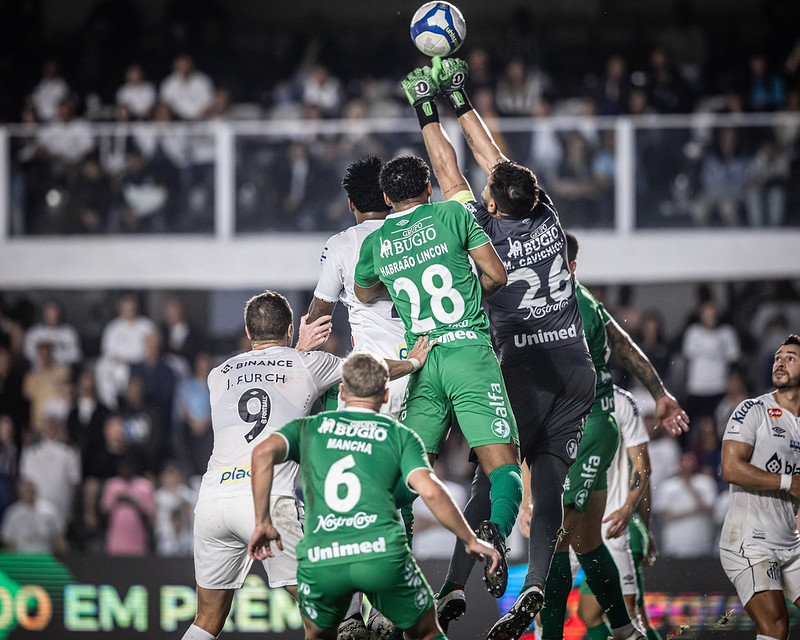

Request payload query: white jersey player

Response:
[181,291,430,640]
[307,156,408,417]
[720,334,800,640]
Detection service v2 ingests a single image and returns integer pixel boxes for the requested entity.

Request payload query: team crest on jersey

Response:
[396,219,410,226]
[772,426,786,438]
[380,238,393,258]
[575,489,589,508]
[769,408,783,418]
[766,561,781,581]
[766,453,782,474]
[414,589,429,609]
[221,364,232,373]
[491,418,510,438]
[566,439,578,459]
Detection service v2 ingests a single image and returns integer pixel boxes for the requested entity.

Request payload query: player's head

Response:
[244,290,293,345]
[340,352,389,408]
[342,156,390,216]
[773,334,800,390]
[379,154,432,208]
[565,231,578,274]
[483,161,539,220]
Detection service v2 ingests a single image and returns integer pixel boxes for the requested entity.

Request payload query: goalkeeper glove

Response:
[402,67,440,127]
[432,56,473,117]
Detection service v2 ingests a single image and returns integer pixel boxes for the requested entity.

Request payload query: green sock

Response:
[540,551,572,639]
[430,635,447,640]
[578,544,630,630]
[438,580,464,597]
[646,628,663,640]
[488,464,523,539]
[400,503,414,548]
[586,622,613,640]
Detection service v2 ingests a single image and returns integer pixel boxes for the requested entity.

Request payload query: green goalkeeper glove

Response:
[432,56,473,117]
[402,67,440,127]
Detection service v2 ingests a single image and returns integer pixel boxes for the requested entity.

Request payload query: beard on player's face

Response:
[773,367,799,390]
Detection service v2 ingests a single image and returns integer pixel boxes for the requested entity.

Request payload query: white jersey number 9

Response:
[237,388,271,443]
[324,454,361,512]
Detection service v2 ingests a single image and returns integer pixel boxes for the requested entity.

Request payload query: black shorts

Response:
[502,342,595,466]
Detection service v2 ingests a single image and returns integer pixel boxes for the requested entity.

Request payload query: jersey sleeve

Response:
[298,351,343,395]
[614,388,649,448]
[277,418,303,463]
[313,233,345,303]
[398,425,433,489]
[722,398,761,446]
[353,231,381,288]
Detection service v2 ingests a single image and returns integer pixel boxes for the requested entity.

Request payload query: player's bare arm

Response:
[248,434,288,560]
[468,242,507,298]
[385,335,433,380]
[295,314,333,352]
[306,298,336,325]
[407,467,501,574]
[603,443,651,538]
[722,439,800,498]
[420,122,472,199]
[605,317,689,434]
[354,281,387,303]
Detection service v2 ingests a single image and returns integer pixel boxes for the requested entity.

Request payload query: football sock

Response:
[430,635,447,640]
[755,635,781,640]
[181,624,216,640]
[488,464,523,539]
[586,622,613,640]
[438,580,464,597]
[647,629,663,640]
[540,551,572,639]
[635,563,646,609]
[400,503,414,547]
[445,465,491,585]
[344,593,361,619]
[524,454,569,589]
[578,544,630,630]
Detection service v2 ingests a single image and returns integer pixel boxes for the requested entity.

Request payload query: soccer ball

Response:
[410,2,466,58]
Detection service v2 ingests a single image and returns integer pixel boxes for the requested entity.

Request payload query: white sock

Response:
[611,622,635,639]
[181,624,216,640]
[755,635,782,640]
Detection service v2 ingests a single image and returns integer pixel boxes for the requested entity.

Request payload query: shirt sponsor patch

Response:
[220,466,251,484]
[769,408,783,418]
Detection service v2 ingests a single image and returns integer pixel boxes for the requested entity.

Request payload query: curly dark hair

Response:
[342,156,389,213]
[565,231,578,263]
[379,154,430,204]
[489,160,540,219]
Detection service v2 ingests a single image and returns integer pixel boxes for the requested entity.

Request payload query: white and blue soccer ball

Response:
[410,2,466,58]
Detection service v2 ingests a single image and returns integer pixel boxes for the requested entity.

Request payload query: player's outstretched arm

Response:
[469,242,507,298]
[248,434,288,560]
[385,335,433,380]
[433,57,508,176]
[605,316,689,435]
[402,65,471,200]
[295,314,332,352]
[603,443,651,538]
[306,298,336,325]
[722,439,800,496]
[408,467,501,573]
[353,281,388,304]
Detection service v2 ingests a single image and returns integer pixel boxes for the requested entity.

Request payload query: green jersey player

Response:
[353,153,523,597]
[248,352,500,640]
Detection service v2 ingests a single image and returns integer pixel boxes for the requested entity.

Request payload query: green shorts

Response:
[399,344,518,454]
[296,552,433,631]
[562,411,619,512]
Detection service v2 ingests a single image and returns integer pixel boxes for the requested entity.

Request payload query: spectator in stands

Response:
[553,132,598,228]
[119,374,168,477]
[172,352,212,480]
[22,341,71,435]
[635,310,673,383]
[0,415,18,513]
[118,147,171,233]
[0,346,27,434]
[713,368,751,437]
[526,99,563,188]
[37,96,95,168]
[129,330,177,428]
[595,54,632,116]
[159,54,214,121]
[692,415,724,489]
[67,154,116,233]
[94,293,156,409]
[495,56,551,117]
[681,299,741,427]
[98,104,137,180]
[747,54,786,112]
[115,64,156,120]
[591,129,616,226]
[66,368,109,458]
[653,451,718,558]
[154,460,195,556]
[690,128,749,226]
[23,299,81,370]
[300,64,343,118]
[1,478,67,553]
[745,139,790,227]
[645,47,694,114]
[100,456,156,556]
[29,59,70,123]
[160,297,201,377]
[18,413,81,526]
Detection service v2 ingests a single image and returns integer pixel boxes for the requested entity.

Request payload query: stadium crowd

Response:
[0,279,797,559]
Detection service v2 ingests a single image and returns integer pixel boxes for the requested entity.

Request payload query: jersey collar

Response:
[387,204,424,219]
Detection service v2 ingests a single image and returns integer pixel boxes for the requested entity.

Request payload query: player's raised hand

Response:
[433,56,468,95]
[464,536,501,575]
[295,314,332,352]
[401,66,438,107]
[654,392,689,436]
[407,335,434,368]
[248,522,283,561]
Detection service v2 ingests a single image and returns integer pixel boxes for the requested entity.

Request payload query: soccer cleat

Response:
[432,57,469,95]
[337,613,369,640]
[435,588,466,633]
[401,67,438,107]
[487,585,544,640]
[366,609,395,640]
[476,520,508,598]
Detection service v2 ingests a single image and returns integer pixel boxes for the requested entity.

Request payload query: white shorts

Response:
[603,528,638,597]
[335,375,408,419]
[720,543,800,605]
[193,494,304,590]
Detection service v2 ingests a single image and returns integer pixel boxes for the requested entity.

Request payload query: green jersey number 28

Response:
[394,264,465,333]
